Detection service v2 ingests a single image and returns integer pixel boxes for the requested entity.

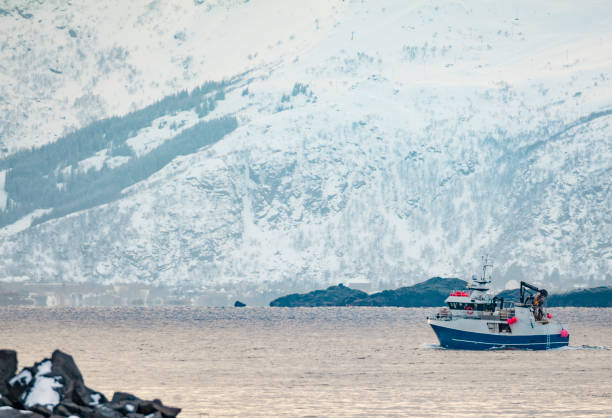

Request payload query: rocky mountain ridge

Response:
[0,1,610,299]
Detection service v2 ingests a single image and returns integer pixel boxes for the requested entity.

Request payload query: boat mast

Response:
[467,255,493,293]
[481,255,493,281]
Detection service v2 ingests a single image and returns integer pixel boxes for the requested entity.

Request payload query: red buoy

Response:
[547,313,552,319]
[560,329,569,338]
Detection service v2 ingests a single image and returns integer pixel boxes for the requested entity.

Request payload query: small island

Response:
[269,278,612,307]
[269,277,466,307]
[269,283,369,307]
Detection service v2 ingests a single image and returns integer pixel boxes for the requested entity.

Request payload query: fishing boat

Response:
[428,257,570,350]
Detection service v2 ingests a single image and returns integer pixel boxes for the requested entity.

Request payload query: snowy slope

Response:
[0,0,343,154]
[0,0,610,294]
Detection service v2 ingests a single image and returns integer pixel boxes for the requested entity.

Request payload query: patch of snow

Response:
[9,369,32,387]
[12,360,64,411]
[0,275,29,282]
[0,209,53,237]
[68,150,131,177]
[60,166,72,177]
[0,170,7,211]
[77,150,107,173]
[105,155,131,169]
[126,110,201,157]
[35,360,52,377]
[23,375,63,410]
[95,261,113,276]
[572,283,590,289]
[89,393,102,406]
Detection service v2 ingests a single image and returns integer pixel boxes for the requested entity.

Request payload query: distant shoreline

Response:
[269,278,612,308]
[1,277,609,307]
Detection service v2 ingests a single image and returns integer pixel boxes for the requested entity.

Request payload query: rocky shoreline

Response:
[269,278,612,307]
[0,349,180,417]
[269,277,466,307]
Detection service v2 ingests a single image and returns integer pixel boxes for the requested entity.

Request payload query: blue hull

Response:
[430,323,570,350]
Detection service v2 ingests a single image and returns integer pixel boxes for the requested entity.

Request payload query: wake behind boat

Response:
[428,257,570,350]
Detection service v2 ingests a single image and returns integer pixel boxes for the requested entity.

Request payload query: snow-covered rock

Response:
[0,349,180,417]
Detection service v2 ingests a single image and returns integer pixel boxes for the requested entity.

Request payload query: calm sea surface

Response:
[2,307,611,417]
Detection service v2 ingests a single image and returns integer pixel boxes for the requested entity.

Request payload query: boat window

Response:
[475,303,495,312]
[447,302,473,310]
[447,302,495,312]
[499,323,512,333]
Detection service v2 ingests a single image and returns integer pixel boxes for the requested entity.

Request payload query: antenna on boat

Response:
[481,255,493,281]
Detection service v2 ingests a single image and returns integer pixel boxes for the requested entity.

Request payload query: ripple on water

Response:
[1,307,611,417]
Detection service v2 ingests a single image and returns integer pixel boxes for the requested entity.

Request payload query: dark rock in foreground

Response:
[233,300,246,307]
[0,350,17,396]
[269,284,369,307]
[0,349,181,417]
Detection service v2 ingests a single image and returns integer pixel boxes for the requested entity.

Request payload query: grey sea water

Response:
[2,307,611,417]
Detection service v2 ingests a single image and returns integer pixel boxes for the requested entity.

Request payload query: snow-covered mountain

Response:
[0,0,610,297]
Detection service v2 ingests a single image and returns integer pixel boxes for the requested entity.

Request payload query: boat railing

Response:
[473,313,498,321]
[458,311,516,321]
[498,309,516,320]
[431,308,452,320]
[457,312,496,320]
